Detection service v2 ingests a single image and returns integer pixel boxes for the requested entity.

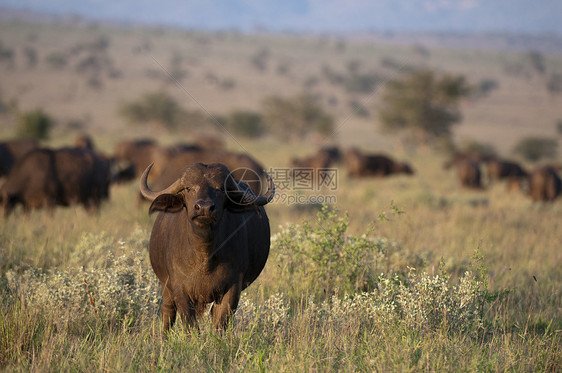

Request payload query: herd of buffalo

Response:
[1,134,560,333]
[0,136,561,217]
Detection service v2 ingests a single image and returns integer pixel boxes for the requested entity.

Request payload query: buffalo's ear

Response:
[149,194,185,215]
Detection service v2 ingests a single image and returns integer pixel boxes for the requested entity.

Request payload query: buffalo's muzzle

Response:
[194,200,215,215]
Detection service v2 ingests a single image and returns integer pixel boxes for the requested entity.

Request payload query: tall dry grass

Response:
[1,148,560,371]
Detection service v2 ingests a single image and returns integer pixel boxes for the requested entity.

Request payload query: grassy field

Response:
[1,19,562,371]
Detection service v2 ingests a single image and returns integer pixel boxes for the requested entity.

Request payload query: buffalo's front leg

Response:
[211,275,242,330]
[161,286,177,334]
[174,292,198,331]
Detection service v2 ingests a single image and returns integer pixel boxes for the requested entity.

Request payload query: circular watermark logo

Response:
[224,167,264,206]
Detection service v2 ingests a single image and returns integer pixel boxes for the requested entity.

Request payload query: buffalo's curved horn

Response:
[225,171,275,206]
[139,163,183,201]
[252,171,275,206]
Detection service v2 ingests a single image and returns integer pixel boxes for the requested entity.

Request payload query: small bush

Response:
[15,109,53,140]
[118,91,207,130]
[225,110,266,138]
[250,48,269,72]
[546,73,562,95]
[513,137,558,162]
[473,79,499,98]
[343,73,381,94]
[23,46,38,69]
[262,93,334,140]
[5,230,158,330]
[270,205,423,297]
[44,51,67,70]
[457,140,497,159]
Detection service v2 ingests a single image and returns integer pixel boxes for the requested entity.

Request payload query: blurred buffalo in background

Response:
[344,148,414,178]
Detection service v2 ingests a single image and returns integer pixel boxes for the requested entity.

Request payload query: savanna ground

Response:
[1,18,561,371]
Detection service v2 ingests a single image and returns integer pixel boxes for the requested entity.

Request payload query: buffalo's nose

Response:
[194,200,215,214]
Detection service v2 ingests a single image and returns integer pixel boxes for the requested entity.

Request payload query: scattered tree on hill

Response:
[526,51,546,75]
[547,73,562,95]
[378,69,471,146]
[16,109,53,140]
[224,110,266,138]
[513,137,558,162]
[454,139,497,159]
[118,91,208,131]
[262,93,334,141]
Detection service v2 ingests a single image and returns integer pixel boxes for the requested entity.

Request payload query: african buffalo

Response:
[113,139,163,181]
[486,158,527,182]
[0,138,38,177]
[528,166,561,202]
[55,147,111,208]
[0,147,110,216]
[140,162,275,333]
[456,159,483,189]
[291,146,341,169]
[344,148,414,177]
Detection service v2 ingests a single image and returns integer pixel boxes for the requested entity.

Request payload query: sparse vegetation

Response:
[224,110,266,138]
[0,19,561,372]
[378,69,471,145]
[15,109,53,140]
[118,91,208,131]
[262,93,334,140]
[1,195,559,371]
[547,73,562,94]
[513,136,558,161]
[45,51,68,70]
[457,139,497,159]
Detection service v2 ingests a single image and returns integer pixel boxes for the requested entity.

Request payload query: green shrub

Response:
[343,73,381,94]
[4,225,488,337]
[262,93,334,140]
[457,139,497,159]
[547,73,562,95]
[269,205,422,297]
[15,109,53,140]
[44,51,67,70]
[225,110,266,138]
[513,137,558,162]
[118,91,208,130]
[379,69,471,145]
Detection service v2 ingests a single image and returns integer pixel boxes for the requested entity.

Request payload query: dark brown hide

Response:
[140,162,274,333]
[55,148,111,208]
[487,159,527,182]
[528,166,561,202]
[0,138,38,177]
[0,147,110,216]
[456,159,482,189]
[344,148,414,177]
[291,146,341,169]
[113,139,162,180]
[0,148,60,215]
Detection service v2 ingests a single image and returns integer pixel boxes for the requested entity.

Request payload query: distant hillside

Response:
[1,16,561,156]
[2,6,562,55]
